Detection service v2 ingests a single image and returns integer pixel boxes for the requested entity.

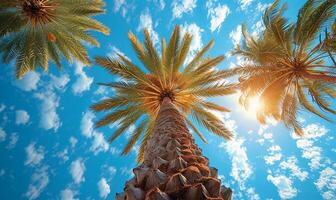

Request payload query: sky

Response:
[0,0,335,199]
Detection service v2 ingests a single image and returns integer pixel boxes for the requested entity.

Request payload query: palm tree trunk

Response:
[304,73,336,83]
[116,97,232,200]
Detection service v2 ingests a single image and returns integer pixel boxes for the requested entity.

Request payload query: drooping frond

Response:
[122,119,147,155]
[0,0,109,79]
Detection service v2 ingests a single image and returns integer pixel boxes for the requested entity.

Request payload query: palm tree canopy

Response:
[92,25,236,161]
[230,0,336,135]
[0,0,109,79]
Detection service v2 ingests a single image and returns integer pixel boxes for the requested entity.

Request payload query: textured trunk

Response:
[116,97,232,200]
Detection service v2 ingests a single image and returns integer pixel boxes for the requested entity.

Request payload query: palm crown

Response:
[230,0,336,135]
[0,0,109,79]
[92,26,236,161]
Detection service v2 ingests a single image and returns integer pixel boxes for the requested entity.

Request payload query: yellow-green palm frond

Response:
[230,0,336,136]
[93,25,236,161]
[0,0,109,79]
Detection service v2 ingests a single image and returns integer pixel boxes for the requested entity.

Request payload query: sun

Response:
[245,96,264,118]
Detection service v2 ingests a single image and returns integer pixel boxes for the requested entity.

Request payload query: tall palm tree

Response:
[0,0,109,79]
[92,26,233,199]
[229,0,336,135]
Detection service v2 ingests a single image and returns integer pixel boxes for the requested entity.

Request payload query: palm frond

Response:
[185,118,207,143]
[122,119,147,155]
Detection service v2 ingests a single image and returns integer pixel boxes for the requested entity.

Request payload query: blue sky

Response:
[0,0,335,199]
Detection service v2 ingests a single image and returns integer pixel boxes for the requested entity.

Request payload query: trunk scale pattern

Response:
[116,98,232,200]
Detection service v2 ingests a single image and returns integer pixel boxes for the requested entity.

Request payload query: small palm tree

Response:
[230,0,336,135]
[0,0,109,79]
[92,26,233,199]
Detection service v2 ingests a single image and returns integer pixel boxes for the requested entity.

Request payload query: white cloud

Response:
[15,110,30,125]
[98,178,110,199]
[181,23,204,64]
[114,0,126,13]
[0,127,6,142]
[230,25,242,46]
[247,187,260,200]
[137,10,159,46]
[14,72,40,91]
[113,0,135,18]
[315,167,336,199]
[302,124,328,139]
[60,188,78,200]
[251,20,265,38]
[25,143,45,167]
[219,138,252,184]
[34,90,60,131]
[70,159,85,184]
[107,166,117,178]
[32,74,69,132]
[256,2,270,12]
[57,149,69,162]
[72,62,93,95]
[80,111,109,154]
[90,132,109,155]
[25,166,49,200]
[292,124,328,170]
[172,0,197,19]
[50,74,70,90]
[107,45,129,60]
[110,147,121,156]
[0,104,6,113]
[80,111,95,138]
[280,156,308,181]
[151,0,165,10]
[69,137,78,148]
[303,146,323,170]
[7,132,19,149]
[322,191,335,200]
[264,145,282,165]
[267,175,297,199]
[206,1,230,32]
[238,0,254,10]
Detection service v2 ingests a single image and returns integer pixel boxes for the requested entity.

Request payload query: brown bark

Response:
[116,97,232,200]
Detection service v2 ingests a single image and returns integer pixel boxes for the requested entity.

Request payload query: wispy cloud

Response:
[172,0,197,19]
[25,143,45,167]
[137,10,159,46]
[60,188,78,200]
[98,178,110,199]
[230,25,242,46]
[267,174,297,199]
[237,0,254,10]
[13,72,40,92]
[15,110,30,125]
[206,1,230,32]
[72,62,93,95]
[25,166,49,200]
[70,158,85,184]
[315,167,336,200]
[264,145,282,165]
[80,111,109,154]
[0,127,6,142]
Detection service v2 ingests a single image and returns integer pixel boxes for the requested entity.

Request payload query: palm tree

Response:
[92,26,233,199]
[229,0,336,135]
[0,0,109,79]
